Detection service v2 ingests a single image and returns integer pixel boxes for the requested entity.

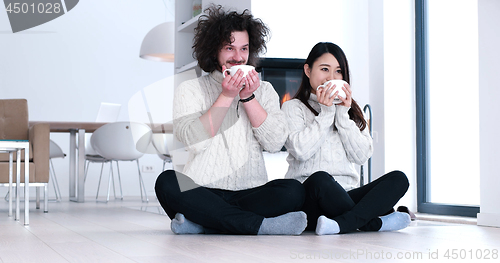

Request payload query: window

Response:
[416,0,480,217]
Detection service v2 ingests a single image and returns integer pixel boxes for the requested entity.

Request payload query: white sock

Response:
[257,211,307,235]
[170,213,204,234]
[315,215,340,235]
[379,212,411,232]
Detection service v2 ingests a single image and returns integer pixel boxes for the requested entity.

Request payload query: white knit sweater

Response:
[173,71,288,190]
[282,94,373,190]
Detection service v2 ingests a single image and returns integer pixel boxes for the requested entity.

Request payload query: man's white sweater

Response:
[282,94,373,190]
[173,71,287,190]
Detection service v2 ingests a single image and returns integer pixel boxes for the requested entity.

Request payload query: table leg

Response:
[69,130,76,201]
[70,129,86,202]
[76,129,86,202]
[15,149,20,221]
[24,144,29,225]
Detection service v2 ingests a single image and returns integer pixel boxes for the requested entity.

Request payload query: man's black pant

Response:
[155,170,305,234]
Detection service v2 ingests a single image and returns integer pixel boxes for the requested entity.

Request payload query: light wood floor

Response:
[1,198,499,263]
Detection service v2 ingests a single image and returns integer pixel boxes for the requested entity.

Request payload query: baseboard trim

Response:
[416,213,477,225]
[477,213,500,228]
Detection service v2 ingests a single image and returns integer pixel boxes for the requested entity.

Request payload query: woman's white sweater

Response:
[282,94,373,190]
[173,71,288,190]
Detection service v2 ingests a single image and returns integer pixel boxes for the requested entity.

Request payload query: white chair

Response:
[49,140,65,202]
[152,134,173,171]
[84,145,111,194]
[84,103,121,193]
[150,128,188,172]
[90,122,152,203]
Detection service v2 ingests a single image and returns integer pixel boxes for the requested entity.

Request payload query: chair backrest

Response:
[91,122,152,161]
[49,140,66,159]
[151,134,171,156]
[95,102,121,122]
[85,102,122,155]
[0,99,29,140]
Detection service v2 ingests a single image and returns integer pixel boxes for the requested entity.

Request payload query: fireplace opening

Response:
[257,58,305,107]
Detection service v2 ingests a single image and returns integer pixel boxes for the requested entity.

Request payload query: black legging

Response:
[302,170,409,233]
[155,170,305,235]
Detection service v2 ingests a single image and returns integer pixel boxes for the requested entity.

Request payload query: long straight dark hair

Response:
[293,42,367,131]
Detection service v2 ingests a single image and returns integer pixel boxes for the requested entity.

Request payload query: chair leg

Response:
[96,162,105,201]
[97,162,112,203]
[53,170,62,202]
[44,183,48,213]
[36,187,40,209]
[106,163,112,202]
[136,159,148,202]
[84,160,90,183]
[49,159,62,202]
[163,159,166,171]
[111,162,117,199]
[115,161,124,200]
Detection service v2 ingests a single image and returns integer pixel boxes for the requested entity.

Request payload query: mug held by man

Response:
[223,65,255,78]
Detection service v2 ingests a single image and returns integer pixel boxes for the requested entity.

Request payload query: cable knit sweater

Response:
[173,71,288,190]
[282,94,373,190]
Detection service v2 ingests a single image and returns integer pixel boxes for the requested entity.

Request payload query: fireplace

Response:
[256,58,305,151]
[257,58,306,107]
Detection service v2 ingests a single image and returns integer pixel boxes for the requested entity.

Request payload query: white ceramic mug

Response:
[223,65,255,78]
[317,80,348,104]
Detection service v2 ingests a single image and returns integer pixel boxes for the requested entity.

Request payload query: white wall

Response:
[0,0,175,199]
[477,0,500,227]
[368,0,386,186]
[382,0,416,210]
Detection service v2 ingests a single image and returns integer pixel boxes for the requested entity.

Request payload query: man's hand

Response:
[240,69,260,99]
[221,65,246,99]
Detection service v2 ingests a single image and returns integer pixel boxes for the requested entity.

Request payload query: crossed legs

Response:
[155,170,307,235]
[302,170,410,234]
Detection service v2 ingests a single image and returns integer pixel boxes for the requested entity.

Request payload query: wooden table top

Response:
[29,121,173,133]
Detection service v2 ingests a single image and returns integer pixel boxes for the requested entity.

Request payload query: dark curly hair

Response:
[193,5,270,73]
[294,42,367,131]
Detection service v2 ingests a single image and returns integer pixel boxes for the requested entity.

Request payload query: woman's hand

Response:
[221,65,246,99]
[316,82,336,107]
[336,82,352,108]
[239,69,260,99]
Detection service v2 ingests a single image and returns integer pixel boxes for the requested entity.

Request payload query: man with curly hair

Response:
[154,5,307,235]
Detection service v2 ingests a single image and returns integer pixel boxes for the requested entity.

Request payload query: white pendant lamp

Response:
[140,21,175,62]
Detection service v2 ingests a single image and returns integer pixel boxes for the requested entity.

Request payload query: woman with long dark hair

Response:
[282,42,411,234]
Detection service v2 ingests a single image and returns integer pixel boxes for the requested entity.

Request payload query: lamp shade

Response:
[140,22,175,62]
